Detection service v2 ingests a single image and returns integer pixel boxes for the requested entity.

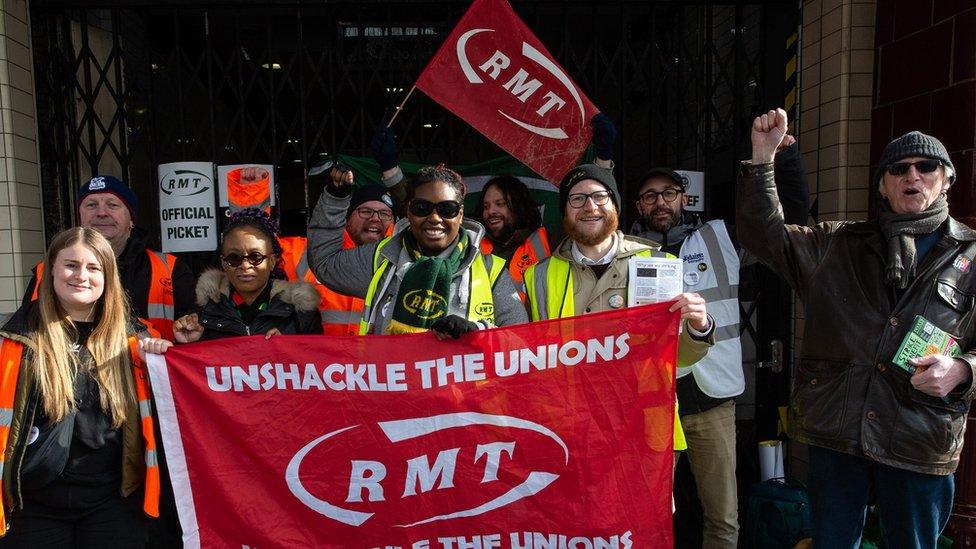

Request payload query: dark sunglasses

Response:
[886,160,942,177]
[221,252,268,268]
[409,199,462,219]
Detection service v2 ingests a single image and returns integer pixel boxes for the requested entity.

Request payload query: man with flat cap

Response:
[739,108,976,547]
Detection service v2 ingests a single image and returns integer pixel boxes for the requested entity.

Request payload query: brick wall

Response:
[871,1,976,224]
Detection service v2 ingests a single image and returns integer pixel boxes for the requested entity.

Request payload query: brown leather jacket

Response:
[737,162,976,475]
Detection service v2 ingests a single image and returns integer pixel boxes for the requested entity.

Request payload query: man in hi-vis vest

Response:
[23,176,195,340]
[629,142,807,549]
[282,181,395,335]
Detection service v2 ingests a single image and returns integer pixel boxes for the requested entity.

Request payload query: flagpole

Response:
[386,85,417,127]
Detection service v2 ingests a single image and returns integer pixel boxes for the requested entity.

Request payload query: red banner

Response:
[148,304,678,548]
[415,0,598,183]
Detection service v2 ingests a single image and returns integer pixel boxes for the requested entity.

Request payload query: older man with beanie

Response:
[739,109,976,547]
[23,175,194,340]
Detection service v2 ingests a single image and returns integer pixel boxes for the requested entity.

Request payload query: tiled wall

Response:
[0,0,43,314]
[870,1,976,225]
[791,0,877,480]
[799,0,876,224]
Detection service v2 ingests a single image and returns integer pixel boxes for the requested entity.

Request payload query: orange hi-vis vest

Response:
[226,168,271,215]
[0,336,160,534]
[478,226,551,285]
[31,251,178,341]
[279,235,364,336]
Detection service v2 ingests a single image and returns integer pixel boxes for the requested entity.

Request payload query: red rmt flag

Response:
[416,0,598,183]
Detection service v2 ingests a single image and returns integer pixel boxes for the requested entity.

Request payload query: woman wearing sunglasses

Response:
[307,164,527,337]
[0,228,169,547]
[172,209,323,342]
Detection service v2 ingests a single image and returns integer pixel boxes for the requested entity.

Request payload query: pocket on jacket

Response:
[926,280,976,341]
[889,389,967,462]
[791,360,852,440]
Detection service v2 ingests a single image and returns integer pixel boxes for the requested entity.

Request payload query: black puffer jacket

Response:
[192,269,323,339]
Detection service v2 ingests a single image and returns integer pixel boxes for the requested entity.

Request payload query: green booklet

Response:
[892,315,961,373]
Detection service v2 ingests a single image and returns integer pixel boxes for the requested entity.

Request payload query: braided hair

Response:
[221,208,287,280]
[406,164,466,202]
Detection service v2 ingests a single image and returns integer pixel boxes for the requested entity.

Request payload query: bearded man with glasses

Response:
[740,110,976,547]
[628,135,807,547]
[308,164,527,338]
[286,180,397,335]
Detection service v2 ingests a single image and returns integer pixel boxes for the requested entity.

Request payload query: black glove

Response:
[430,315,479,339]
[590,113,617,161]
[370,127,398,171]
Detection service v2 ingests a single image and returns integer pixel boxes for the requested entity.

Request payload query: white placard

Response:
[628,256,683,307]
[675,170,704,212]
[216,164,276,208]
[157,162,218,253]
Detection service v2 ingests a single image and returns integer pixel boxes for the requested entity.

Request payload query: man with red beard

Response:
[524,163,714,364]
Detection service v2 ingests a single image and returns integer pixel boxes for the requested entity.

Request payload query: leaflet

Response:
[628,256,683,307]
[892,315,961,373]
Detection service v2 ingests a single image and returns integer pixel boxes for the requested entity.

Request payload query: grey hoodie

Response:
[307,188,527,334]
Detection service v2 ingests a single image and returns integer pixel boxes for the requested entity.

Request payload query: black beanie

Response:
[347,184,394,218]
[559,164,621,213]
[874,131,955,188]
[77,175,138,221]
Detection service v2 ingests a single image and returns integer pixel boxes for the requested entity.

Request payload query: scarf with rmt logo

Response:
[387,232,468,334]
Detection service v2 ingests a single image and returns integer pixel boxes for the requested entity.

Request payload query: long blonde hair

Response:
[32,227,135,427]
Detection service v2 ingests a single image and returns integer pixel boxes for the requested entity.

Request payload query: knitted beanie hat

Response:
[875,131,955,189]
[77,175,138,220]
[559,164,620,213]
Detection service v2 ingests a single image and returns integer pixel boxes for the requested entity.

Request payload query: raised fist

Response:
[751,108,788,165]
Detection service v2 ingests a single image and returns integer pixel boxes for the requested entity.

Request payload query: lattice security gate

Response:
[30,3,799,543]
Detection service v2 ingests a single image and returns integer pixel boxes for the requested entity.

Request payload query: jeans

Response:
[807,446,954,549]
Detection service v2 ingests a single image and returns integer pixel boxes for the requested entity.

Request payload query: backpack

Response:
[745,477,812,548]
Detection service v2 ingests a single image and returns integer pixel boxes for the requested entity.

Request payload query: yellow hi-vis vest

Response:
[523,249,688,451]
[359,236,506,335]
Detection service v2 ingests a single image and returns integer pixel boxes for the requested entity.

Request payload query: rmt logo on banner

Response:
[285,413,633,549]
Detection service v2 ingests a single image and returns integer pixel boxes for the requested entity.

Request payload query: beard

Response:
[643,207,682,233]
[564,208,619,247]
[486,217,515,242]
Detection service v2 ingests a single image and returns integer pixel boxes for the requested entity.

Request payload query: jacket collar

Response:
[629,211,703,248]
[0,302,146,347]
[194,269,321,312]
[554,230,664,263]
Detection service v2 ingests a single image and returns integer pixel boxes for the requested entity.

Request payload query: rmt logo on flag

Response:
[416,0,598,182]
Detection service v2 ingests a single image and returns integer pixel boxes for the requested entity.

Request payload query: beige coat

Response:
[537,231,713,367]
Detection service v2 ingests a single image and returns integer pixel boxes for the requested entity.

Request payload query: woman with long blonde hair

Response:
[0,227,170,548]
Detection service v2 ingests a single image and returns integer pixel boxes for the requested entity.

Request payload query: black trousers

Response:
[0,492,148,549]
